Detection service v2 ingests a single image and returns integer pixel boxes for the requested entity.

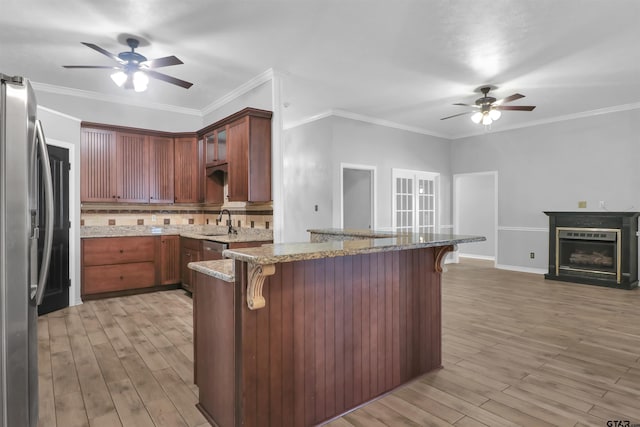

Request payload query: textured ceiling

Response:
[2,0,639,138]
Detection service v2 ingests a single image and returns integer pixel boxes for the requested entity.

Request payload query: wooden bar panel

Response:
[229,247,443,426]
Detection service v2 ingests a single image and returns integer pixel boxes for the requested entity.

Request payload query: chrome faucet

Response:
[217,209,236,234]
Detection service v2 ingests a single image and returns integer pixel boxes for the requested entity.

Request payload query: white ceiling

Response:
[2,0,639,139]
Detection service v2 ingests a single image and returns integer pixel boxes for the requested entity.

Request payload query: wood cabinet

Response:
[81,107,271,205]
[158,235,181,285]
[81,128,117,202]
[82,236,156,296]
[203,108,272,203]
[149,136,174,204]
[81,127,149,203]
[81,235,181,298]
[180,237,202,292]
[116,132,149,203]
[180,237,272,292]
[174,136,201,203]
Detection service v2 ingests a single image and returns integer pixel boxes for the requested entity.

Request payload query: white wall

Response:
[282,117,334,242]
[35,90,202,132]
[282,115,452,242]
[454,173,496,259]
[202,80,273,125]
[451,108,640,271]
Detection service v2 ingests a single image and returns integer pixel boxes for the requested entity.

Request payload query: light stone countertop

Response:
[80,225,273,243]
[307,228,396,238]
[188,259,235,282]
[223,231,485,265]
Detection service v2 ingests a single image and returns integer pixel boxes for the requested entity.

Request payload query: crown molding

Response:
[37,105,82,122]
[201,68,274,116]
[284,108,450,139]
[31,81,203,117]
[452,102,640,140]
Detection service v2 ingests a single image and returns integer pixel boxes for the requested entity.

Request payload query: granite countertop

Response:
[188,259,235,282]
[307,228,396,238]
[223,231,485,265]
[81,225,273,243]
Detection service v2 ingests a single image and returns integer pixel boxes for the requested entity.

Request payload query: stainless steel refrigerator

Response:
[1,74,54,427]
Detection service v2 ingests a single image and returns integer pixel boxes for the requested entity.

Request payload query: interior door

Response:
[343,167,374,229]
[38,145,70,315]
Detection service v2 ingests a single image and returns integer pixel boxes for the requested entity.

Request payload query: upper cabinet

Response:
[203,108,272,203]
[174,136,202,204]
[81,127,117,202]
[149,136,174,204]
[116,132,149,203]
[81,128,149,203]
[81,107,271,205]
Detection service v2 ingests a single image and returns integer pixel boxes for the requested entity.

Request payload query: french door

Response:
[392,169,439,233]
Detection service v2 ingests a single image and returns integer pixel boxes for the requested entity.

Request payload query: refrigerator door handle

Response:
[32,119,54,305]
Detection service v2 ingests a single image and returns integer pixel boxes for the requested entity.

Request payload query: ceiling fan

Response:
[63,38,193,92]
[441,86,535,125]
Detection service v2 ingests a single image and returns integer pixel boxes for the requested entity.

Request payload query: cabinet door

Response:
[227,117,249,201]
[181,242,202,292]
[116,132,149,203]
[174,137,200,203]
[81,128,117,202]
[159,235,181,285]
[149,136,175,204]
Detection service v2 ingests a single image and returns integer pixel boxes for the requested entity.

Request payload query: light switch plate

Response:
[578,201,587,208]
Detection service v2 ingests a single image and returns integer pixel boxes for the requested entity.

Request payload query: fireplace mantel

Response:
[544,211,639,289]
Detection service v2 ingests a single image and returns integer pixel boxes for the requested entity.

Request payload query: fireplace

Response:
[545,212,639,289]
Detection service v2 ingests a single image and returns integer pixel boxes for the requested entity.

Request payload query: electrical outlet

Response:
[530,252,535,259]
[578,201,587,209]
[151,214,157,222]
[599,200,606,209]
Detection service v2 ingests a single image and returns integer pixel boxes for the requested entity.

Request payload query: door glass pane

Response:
[217,129,227,162]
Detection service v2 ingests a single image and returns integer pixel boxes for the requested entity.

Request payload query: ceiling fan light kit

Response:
[63,37,193,92]
[441,86,536,126]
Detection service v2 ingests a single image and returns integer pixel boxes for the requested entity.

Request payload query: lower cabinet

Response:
[180,237,273,292]
[180,237,203,293]
[81,235,180,298]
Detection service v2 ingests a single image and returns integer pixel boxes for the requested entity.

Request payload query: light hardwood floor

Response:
[39,259,640,426]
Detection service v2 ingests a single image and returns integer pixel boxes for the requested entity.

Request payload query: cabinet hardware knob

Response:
[120,276,123,280]
[120,249,124,253]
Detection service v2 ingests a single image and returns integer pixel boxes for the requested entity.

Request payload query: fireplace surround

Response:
[544,212,639,289]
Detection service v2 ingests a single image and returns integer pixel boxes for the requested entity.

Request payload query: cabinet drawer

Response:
[83,262,155,295]
[83,236,155,266]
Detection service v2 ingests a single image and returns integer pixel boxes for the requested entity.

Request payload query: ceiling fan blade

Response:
[495,93,525,105]
[495,105,536,111]
[81,42,125,64]
[62,65,121,69]
[453,103,479,108]
[145,70,193,89]
[440,111,473,120]
[142,56,183,68]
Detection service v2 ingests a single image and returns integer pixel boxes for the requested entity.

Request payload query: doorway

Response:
[38,144,70,315]
[392,168,439,233]
[341,164,375,229]
[453,171,498,264]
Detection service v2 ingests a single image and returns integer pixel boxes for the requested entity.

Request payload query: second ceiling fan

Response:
[441,86,536,125]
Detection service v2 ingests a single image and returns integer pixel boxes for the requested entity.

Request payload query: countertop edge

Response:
[223,235,484,265]
[188,259,235,282]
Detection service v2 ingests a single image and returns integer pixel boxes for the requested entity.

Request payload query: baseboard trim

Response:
[459,253,495,261]
[496,264,547,275]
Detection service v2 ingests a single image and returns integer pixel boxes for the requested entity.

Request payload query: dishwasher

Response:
[202,240,228,260]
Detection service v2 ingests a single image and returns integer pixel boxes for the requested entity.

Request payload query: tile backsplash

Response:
[81,203,273,229]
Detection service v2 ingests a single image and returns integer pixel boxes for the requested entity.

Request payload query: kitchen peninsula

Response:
[190,230,484,427]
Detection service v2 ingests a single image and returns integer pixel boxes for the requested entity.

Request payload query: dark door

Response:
[38,145,70,315]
